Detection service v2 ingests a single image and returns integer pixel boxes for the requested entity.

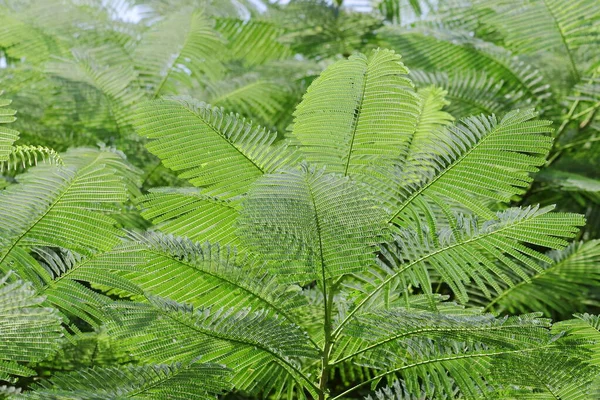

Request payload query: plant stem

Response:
[318,276,347,399]
[318,278,335,400]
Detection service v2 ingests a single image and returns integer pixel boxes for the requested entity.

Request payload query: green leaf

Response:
[0,93,19,162]
[136,188,240,246]
[380,27,551,110]
[480,240,600,316]
[0,148,139,326]
[15,362,232,400]
[336,206,584,334]
[0,273,63,380]
[134,97,296,199]
[237,165,389,283]
[390,109,553,226]
[107,298,320,398]
[106,231,310,327]
[291,49,421,182]
[481,0,600,81]
[216,18,291,66]
[134,10,225,98]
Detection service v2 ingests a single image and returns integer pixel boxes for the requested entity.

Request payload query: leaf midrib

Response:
[342,65,369,177]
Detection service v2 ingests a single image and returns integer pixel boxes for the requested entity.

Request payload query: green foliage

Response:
[14,363,233,400]
[0,273,63,382]
[0,0,599,399]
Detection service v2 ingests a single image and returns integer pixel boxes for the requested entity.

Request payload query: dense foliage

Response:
[1,0,599,398]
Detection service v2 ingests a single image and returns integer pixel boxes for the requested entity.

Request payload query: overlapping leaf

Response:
[0,273,63,381]
[237,166,389,283]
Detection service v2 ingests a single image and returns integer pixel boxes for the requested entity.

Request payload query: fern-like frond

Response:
[554,313,600,366]
[206,74,293,128]
[336,311,551,366]
[410,70,516,118]
[136,188,240,246]
[15,362,232,400]
[334,335,596,400]
[106,231,310,327]
[134,96,297,198]
[290,48,421,182]
[45,47,143,135]
[400,85,454,166]
[0,145,62,172]
[478,240,600,316]
[0,93,19,162]
[237,165,389,282]
[107,298,320,397]
[0,148,133,263]
[134,10,225,98]
[365,379,452,400]
[0,7,66,65]
[38,328,131,373]
[36,245,143,297]
[334,206,584,338]
[390,109,553,226]
[0,272,63,381]
[216,18,291,67]
[379,27,551,111]
[481,0,600,81]
[0,148,139,325]
[487,345,599,400]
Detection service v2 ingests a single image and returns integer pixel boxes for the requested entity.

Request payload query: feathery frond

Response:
[45,47,143,135]
[290,49,420,181]
[237,165,389,282]
[0,93,19,162]
[479,240,600,316]
[410,70,514,118]
[379,27,552,111]
[134,10,225,98]
[337,205,584,330]
[107,298,320,397]
[481,0,600,81]
[555,313,600,372]
[390,110,553,226]
[15,362,232,400]
[0,145,62,172]
[0,272,63,381]
[0,147,139,325]
[105,231,310,326]
[136,188,240,246]
[216,18,291,67]
[1,3,598,397]
[134,96,296,198]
